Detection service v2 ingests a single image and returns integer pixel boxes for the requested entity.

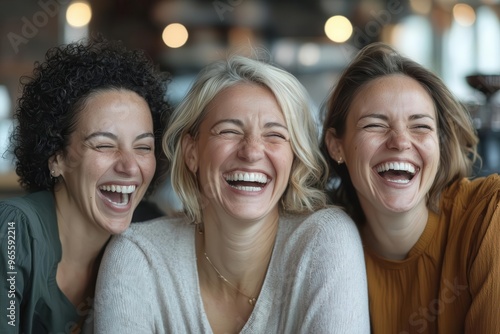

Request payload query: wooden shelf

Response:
[0,170,21,190]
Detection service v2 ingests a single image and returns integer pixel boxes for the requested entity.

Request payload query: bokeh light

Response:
[453,3,476,27]
[66,2,92,28]
[409,0,433,15]
[324,15,353,43]
[162,23,189,48]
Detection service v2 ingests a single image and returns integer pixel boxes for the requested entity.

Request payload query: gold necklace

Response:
[203,252,257,306]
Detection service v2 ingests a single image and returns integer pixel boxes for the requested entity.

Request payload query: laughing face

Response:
[183,83,294,223]
[51,89,156,234]
[326,74,440,218]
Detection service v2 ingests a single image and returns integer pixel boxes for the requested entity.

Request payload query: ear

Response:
[325,128,345,162]
[47,152,64,178]
[182,134,198,174]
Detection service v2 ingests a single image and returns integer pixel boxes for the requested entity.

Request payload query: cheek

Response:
[139,156,157,181]
[345,135,376,161]
[269,146,293,171]
[63,148,88,172]
[418,136,440,162]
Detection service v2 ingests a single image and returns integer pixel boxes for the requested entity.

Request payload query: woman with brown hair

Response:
[321,42,499,333]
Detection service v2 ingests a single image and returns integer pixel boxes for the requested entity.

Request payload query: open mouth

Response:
[98,184,136,206]
[223,172,269,192]
[375,162,418,184]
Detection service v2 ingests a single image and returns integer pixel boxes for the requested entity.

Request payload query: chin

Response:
[384,201,419,213]
[106,220,132,235]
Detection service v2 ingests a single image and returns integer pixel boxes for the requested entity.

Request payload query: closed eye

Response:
[265,132,288,140]
[363,123,387,129]
[96,145,115,150]
[218,129,242,136]
[135,146,152,151]
[410,124,435,133]
[413,125,433,130]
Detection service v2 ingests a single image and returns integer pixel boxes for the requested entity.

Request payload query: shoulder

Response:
[0,191,55,222]
[305,206,355,224]
[443,174,500,205]
[0,196,29,223]
[289,206,358,234]
[106,215,192,255]
[123,215,190,238]
[0,192,59,280]
[440,175,500,223]
[280,206,361,250]
[439,175,500,248]
[0,191,57,239]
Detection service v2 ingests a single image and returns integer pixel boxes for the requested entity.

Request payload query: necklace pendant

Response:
[248,297,257,306]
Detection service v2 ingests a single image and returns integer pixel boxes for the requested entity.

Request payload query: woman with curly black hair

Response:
[0,35,170,333]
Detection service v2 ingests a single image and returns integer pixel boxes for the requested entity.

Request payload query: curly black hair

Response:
[10,34,171,195]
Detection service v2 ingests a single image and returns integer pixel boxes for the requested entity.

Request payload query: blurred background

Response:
[1,0,499,209]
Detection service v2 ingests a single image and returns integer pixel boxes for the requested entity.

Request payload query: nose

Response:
[386,129,411,151]
[237,136,265,162]
[115,150,140,175]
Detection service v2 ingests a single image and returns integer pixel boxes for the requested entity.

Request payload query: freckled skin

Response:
[328,75,440,217]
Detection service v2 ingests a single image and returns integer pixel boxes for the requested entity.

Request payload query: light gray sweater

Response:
[93,207,370,333]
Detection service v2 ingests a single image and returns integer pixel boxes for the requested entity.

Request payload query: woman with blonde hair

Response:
[94,54,370,333]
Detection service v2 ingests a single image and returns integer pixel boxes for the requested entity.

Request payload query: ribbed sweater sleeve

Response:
[290,208,370,333]
[94,231,158,333]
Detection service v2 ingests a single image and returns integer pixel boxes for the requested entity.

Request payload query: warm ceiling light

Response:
[162,23,189,48]
[453,3,476,26]
[409,0,433,15]
[324,15,353,43]
[66,2,92,28]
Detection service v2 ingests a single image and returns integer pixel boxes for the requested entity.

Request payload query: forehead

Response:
[205,83,285,122]
[350,74,436,118]
[75,89,152,131]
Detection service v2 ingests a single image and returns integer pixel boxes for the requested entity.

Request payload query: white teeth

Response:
[376,162,416,174]
[224,172,268,183]
[386,178,410,184]
[229,185,263,192]
[99,185,136,194]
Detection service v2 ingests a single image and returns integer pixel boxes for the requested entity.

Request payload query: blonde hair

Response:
[164,54,328,223]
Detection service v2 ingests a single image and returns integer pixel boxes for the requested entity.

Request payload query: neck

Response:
[362,206,429,260]
[196,213,279,302]
[54,191,111,267]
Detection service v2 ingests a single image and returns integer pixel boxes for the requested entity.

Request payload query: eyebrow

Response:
[84,132,154,141]
[359,113,435,121]
[212,119,288,130]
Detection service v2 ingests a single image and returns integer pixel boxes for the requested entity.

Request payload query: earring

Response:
[337,157,343,165]
[195,221,204,234]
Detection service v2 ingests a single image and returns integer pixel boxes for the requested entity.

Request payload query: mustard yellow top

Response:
[364,174,500,334]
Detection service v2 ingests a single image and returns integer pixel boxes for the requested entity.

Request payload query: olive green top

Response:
[0,191,87,334]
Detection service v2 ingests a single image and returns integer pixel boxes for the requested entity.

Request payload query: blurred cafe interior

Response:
[0,0,499,211]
